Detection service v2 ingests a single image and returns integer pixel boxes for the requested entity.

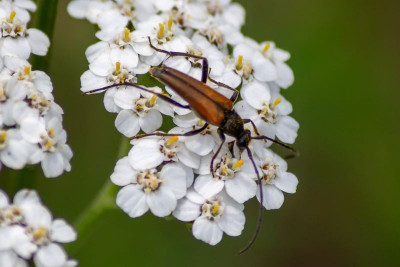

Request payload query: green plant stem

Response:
[67,137,130,256]
[30,0,59,71]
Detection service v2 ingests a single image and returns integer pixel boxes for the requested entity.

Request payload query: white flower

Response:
[194,152,257,203]
[129,135,200,170]
[173,189,245,245]
[22,205,76,265]
[0,78,27,126]
[114,86,173,137]
[0,0,37,24]
[233,39,277,83]
[258,41,294,89]
[172,113,221,156]
[134,15,191,66]
[0,128,29,169]
[0,189,77,266]
[0,249,27,267]
[80,60,149,113]
[113,158,188,217]
[20,117,72,178]
[235,86,299,144]
[256,149,298,210]
[87,27,139,72]
[71,0,299,249]
[0,10,49,59]
[67,0,91,20]
[4,57,53,95]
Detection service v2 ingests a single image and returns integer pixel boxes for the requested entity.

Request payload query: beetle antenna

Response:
[251,135,298,158]
[83,82,190,110]
[238,146,264,255]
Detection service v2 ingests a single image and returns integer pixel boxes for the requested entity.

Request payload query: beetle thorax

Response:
[220,110,244,139]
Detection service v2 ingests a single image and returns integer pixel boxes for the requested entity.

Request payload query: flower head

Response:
[0,189,77,266]
[70,0,299,249]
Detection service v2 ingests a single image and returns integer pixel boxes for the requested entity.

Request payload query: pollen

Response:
[263,43,271,53]
[273,97,282,107]
[48,127,55,138]
[237,55,243,69]
[40,99,50,107]
[0,130,7,143]
[168,15,173,31]
[33,227,47,240]
[211,205,220,216]
[45,140,54,149]
[167,136,179,146]
[158,23,165,39]
[221,167,228,176]
[115,61,121,72]
[233,159,244,169]
[123,28,130,42]
[149,95,157,106]
[8,11,16,22]
[24,66,31,76]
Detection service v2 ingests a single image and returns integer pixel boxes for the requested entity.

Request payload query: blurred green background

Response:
[1,0,400,266]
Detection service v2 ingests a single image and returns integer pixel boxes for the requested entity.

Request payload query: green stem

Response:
[30,0,59,71]
[67,137,130,256]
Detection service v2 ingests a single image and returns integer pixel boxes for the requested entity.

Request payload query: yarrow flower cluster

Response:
[0,189,77,266]
[69,0,299,246]
[0,0,72,178]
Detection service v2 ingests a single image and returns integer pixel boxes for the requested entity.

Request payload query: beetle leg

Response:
[207,76,239,102]
[210,128,226,177]
[133,123,209,140]
[243,119,260,136]
[83,82,190,110]
[148,37,209,83]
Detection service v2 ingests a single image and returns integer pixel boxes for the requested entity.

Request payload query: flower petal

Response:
[194,175,224,199]
[192,217,223,245]
[161,165,187,199]
[34,244,67,267]
[173,198,201,222]
[146,187,177,217]
[275,172,298,193]
[139,109,162,133]
[115,110,140,137]
[217,206,245,236]
[27,29,50,56]
[225,174,257,203]
[116,185,148,218]
[128,139,164,170]
[50,219,77,243]
[257,185,284,210]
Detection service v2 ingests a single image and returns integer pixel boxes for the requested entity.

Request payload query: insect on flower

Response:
[84,37,297,254]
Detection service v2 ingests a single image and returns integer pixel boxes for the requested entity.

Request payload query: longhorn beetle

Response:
[85,37,297,254]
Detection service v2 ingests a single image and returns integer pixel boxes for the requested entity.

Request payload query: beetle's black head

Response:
[237,129,251,152]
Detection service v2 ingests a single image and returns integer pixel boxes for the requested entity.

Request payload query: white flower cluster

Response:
[0,189,77,267]
[0,0,72,178]
[69,0,299,246]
